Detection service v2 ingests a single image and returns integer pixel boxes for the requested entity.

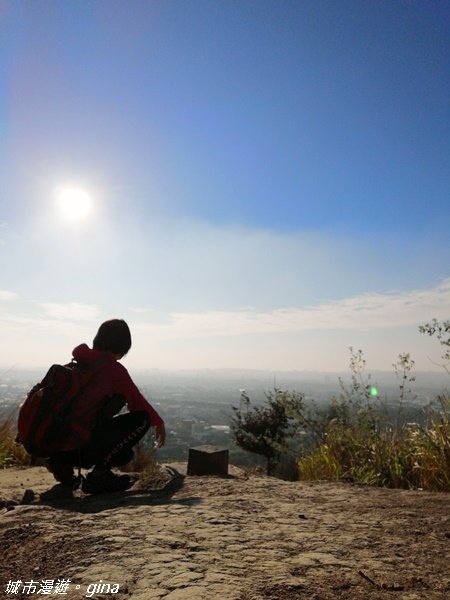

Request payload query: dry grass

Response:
[0,416,31,468]
[122,437,160,474]
[299,395,450,492]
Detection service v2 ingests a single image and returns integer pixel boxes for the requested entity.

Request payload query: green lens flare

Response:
[370,386,378,397]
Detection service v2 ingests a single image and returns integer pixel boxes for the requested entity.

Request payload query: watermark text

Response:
[5,579,120,597]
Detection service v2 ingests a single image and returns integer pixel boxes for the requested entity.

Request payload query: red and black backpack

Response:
[17,359,104,457]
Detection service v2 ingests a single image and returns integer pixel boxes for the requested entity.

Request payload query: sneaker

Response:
[40,483,74,501]
[81,469,133,495]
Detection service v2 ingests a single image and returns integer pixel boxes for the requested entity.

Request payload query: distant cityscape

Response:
[1,367,448,467]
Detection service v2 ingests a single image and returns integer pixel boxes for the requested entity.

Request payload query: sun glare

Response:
[56,186,93,220]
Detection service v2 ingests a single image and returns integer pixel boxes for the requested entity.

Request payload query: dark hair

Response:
[93,319,132,356]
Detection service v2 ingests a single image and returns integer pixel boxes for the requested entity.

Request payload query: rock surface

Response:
[1,465,449,599]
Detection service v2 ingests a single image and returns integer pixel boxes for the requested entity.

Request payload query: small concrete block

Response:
[187,445,229,476]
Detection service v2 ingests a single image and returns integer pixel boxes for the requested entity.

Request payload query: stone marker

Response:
[187,445,229,476]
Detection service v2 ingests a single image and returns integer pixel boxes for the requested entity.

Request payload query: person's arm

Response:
[154,422,166,448]
[114,365,166,446]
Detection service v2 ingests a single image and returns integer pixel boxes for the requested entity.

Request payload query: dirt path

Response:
[1,465,449,599]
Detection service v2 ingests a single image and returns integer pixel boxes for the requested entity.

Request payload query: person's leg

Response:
[96,393,127,422]
[41,449,81,500]
[81,411,151,494]
[45,395,127,484]
[83,410,151,468]
[46,451,79,486]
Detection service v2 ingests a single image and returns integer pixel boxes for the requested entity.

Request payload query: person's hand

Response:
[154,423,166,448]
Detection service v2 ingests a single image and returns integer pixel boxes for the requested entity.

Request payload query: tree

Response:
[419,318,450,374]
[230,389,304,475]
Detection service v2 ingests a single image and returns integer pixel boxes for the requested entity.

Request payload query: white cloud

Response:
[0,280,448,371]
[0,290,18,301]
[40,302,100,321]
[133,279,450,339]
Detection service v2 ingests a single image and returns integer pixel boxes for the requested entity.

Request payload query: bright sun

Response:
[55,186,93,220]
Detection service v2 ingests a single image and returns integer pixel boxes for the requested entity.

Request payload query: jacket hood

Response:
[72,343,116,365]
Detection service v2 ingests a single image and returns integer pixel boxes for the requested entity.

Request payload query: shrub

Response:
[230,389,305,476]
[0,416,31,468]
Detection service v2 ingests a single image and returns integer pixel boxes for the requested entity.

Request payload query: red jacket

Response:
[60,344,163,451]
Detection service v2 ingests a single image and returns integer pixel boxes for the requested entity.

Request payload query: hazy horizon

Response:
[2,363,449,384]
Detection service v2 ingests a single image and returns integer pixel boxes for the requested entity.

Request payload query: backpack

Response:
[17,359,104,457]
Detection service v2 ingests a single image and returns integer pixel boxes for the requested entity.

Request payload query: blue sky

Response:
[1,1,449,372]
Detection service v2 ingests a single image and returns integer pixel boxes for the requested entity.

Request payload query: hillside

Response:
[1,465,449,599]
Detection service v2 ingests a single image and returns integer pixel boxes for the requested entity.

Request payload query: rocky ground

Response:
[0,465,449,600]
